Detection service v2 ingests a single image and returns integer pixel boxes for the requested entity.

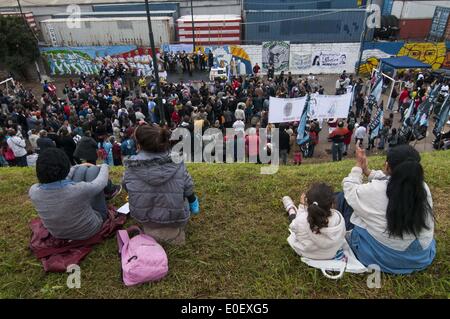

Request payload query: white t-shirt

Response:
[232,120,245,132]
[355,126,366,139]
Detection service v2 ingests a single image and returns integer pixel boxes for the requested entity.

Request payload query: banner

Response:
[291,52,311,70]
[161,44,193,53]
[268,96,307,123]
[262,41,290,73]
[312,52,347,67]
[309,93,352,119]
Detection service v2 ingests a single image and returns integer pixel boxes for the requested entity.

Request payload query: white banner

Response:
[312,52,347,67]
[269,96,307,123]
[309,93,352,120]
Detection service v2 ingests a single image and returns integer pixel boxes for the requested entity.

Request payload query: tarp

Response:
[380,56,431,69]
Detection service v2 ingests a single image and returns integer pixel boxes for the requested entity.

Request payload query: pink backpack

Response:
[117,226,168,286]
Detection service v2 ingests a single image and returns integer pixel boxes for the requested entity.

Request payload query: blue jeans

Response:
[335,191,354,231]
[71,165,109,220]
[332,142,343,161]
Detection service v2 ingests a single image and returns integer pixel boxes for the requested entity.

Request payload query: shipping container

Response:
[244,9,371,44]
[93,2,180,14]
[429,6,450,40]
[51,11,177,20]
[40,17,173,47]
[391,1,450,19]
[398,18,433,40]
[177,15,241,45]
[243,0,359,10]
[382,0,394,15]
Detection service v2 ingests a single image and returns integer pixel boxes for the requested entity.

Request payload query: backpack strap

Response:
[117,229,130,253]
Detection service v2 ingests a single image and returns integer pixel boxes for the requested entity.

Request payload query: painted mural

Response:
[262,41,290,73]
[358,42,450,75]
[40,46,159,76]
[196,45,253,75]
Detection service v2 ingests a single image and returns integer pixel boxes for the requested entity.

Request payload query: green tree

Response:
[0,15,40,78]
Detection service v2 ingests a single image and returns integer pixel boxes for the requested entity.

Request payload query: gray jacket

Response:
[123,151,194,226]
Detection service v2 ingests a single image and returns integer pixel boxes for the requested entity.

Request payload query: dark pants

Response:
[332,142,343,161]
[71,165,109,221]
[335,191,354,231]
[15,155,27,167]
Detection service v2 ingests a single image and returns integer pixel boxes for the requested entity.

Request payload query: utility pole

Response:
[190,0,196,52]
[17,0,38,42]
[356,0,371,76]
[145,0,165,125]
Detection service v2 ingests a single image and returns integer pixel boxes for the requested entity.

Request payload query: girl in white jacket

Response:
[284,183,346,260]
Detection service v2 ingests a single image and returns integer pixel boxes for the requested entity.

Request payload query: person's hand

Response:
[355,142,370,176]
[300,193,306,206]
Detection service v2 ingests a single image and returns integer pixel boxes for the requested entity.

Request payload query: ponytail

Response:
[307,204,332,234]
[386,146,432,238]
[306,183,334,234]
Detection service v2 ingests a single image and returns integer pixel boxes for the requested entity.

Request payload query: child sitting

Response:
[283,183,346,260]
[122,123,200,245]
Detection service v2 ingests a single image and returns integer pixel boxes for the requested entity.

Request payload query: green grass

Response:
[0,151,449,299]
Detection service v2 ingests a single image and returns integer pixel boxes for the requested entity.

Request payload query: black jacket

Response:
[73,136,97,162]
[37,137,56,153]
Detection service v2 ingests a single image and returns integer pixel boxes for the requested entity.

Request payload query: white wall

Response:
[392,1,450,19]
[241,42,361,75]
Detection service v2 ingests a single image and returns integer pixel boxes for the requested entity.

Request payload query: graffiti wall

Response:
[40,46,159,76]
[359,41,450,75]
[40,42,367,76]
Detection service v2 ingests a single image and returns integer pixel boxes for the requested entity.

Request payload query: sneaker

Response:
[105,184,122,201]
[189,197,200,215]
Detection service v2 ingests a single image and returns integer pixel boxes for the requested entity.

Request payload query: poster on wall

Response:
[291,53,311,71]
[309,93,352,120]
[262,41,290,73]
[268,96,307,123]
[312,52,347,68]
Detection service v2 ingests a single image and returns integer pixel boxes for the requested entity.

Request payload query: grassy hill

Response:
[0,151,449,299]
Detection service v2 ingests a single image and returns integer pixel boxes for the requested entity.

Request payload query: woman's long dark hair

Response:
[306,183,334,234]
[386,145,433,238]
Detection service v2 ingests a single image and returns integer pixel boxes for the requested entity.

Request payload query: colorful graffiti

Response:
[358,42,450,75]
[196,45,253,75]
[40,46,160,76]
[397,42,446,70]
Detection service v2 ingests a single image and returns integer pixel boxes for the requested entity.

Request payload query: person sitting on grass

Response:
[122,123,199,245]
[29,148,121,240]
[337,143,436,274]
[283,183,346,260]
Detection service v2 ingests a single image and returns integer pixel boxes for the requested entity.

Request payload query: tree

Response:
[0,15,40,78]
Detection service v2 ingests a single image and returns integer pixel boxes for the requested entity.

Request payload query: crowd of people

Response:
[0,61,443,278]
[1,60,448,168]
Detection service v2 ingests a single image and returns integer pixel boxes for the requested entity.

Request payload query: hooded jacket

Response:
[123,151,194,227]
[287,205,346,260]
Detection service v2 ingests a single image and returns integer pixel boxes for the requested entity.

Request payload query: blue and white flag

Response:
[367,73,383,116]
[414,84,441,127]
[369,106,384,140]
[433,94,450,136]
[296,95,311,145]
[402,99,415,128]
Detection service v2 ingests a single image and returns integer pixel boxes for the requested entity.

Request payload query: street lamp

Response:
[144,0,165,124]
